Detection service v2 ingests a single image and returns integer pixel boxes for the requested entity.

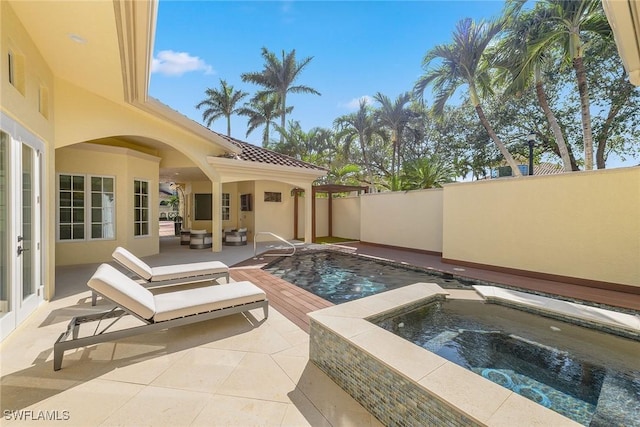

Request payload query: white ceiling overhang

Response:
[602,0,640,86]
[207,157,327,186]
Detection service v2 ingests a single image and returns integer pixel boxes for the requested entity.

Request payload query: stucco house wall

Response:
[55,143,160,265]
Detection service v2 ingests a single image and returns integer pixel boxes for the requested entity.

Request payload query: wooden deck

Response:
[230,267,333,333]
[230,243,640,333]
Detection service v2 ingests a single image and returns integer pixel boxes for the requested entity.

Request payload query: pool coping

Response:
[265,246,640,315]
[309,283,593,426]
[473,285,640,340]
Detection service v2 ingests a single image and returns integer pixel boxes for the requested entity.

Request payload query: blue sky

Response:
[148,0,507,145]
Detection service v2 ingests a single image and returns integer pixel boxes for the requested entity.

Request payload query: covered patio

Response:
[1,239,381,426]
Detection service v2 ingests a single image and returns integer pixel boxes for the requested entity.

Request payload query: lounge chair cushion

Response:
[88,264,156,320]
[112,247,153,281]
[112,246,228,282]
[150,261,228,282]
[153,281,267,322]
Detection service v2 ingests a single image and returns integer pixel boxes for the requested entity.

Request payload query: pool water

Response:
[263,250,471,304]
[375,299,640,426]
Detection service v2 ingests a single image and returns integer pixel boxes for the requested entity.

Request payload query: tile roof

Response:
[534,162,564,175]
[215,133,327,171]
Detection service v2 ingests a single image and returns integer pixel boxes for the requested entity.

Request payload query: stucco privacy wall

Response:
[55,144,160,265]
[442,167,640,287]
[332,196,361,241]
[296,197,336,239]
[360,189,444,253]
[254,181,297,240]
[315,198,329,238]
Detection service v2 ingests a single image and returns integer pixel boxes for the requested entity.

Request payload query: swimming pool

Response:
[263,250,472,304]
[375,299,640,426]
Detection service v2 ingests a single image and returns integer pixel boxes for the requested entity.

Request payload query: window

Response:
[240,194,252,211]
[264,192,282,202]
[38,86,49,119]
[8,51,14,86]
[7,48,25,94]
[134,180,149,236]
[90,177,115,239]
[222,193,230,221]
[58,174,85,240]
[59,174,116,241]
[194,193,212,220]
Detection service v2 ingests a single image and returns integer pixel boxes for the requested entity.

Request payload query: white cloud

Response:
[151,50,214,77]
[341,95,374,110]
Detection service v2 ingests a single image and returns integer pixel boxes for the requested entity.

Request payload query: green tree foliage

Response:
[237,94,292,147]
[491,2,573,171]
[195,79,248,136]
[334,99,381,189]
[414,18,524,177]
[524,0,612,170]
[197,5,638,188]
[241,48,320,144]
[401,157,455,190]
[373,92,413,185]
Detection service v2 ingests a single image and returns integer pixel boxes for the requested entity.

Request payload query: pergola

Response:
[292,184,369,242]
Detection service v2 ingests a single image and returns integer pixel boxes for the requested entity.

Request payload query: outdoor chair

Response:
[54,263,268,371]
[224,228,248,246]
[91,247,229,305]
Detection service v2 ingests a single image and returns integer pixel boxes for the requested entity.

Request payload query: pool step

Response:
[424,330,459,353]
[591,373,640,427]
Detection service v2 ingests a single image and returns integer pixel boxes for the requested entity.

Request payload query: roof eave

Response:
[117,0,242,154]
[207,156,327,183]
[602,0,640,86]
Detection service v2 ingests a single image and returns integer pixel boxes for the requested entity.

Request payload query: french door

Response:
[1,119,43,341]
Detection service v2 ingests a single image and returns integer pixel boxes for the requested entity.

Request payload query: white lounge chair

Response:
[91,247,230,305]
[54,263,268,371]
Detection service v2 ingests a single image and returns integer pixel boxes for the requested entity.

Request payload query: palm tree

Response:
[237,94,292,147]
[373,92,413,184]
[195,79,248,136]
[326,164,363,186]
[241,48,321,143]
[493,2,573,172]
[414,18,523,177]
[526,0,611,170]
[334,99,379,189]
[401,157,454,189]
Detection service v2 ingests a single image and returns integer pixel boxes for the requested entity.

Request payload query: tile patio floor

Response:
[2,235,638,426]
[0,238,382,427]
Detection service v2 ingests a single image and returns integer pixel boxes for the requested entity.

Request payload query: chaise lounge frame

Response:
[91,247,231,306]
[55,265,268,371]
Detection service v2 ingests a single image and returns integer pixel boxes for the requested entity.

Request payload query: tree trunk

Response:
[264,123,270,148]
[566,143,579,171]
[595,84,632,169]
[396,130,403,183]
[226,116,231,137]
[280,94,286,144]
[535,81,572,172]
[573,56,594,171]
[359,131,375,192]
[475,105,522,177]
[391,131,398,189]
